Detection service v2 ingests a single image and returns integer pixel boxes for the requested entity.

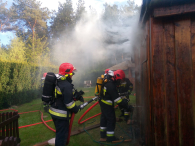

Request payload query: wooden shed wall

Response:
[135,8,195,146]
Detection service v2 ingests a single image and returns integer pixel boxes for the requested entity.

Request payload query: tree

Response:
[8,37,27,62]
[13,0,50,51]
[102,3,120,24]
[25,34,50,64]
[50,0,74,41]
[75,0,86,22]
[0,44,9,61]
[0,0,16,32]
[121,0,139,17]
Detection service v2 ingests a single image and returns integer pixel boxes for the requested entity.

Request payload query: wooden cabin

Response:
[134,0,195,145]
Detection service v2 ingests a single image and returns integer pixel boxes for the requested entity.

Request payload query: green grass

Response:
[1,87,136,146]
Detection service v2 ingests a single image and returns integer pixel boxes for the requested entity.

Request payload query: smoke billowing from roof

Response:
[51,6,140,84]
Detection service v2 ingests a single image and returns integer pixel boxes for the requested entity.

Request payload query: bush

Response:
[0,61,57,109]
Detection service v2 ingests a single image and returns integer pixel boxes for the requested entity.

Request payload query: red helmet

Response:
[59,63,76,76]
[43,73,47,77]
[105,69,110,74]
[114,70,125,81]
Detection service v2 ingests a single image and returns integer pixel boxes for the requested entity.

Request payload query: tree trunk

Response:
[32,29,34,51]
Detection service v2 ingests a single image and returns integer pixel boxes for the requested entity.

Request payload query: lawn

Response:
[1,86,136,146]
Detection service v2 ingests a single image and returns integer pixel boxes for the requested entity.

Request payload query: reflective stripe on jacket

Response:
[55,85,76,109]
[66,101,76,109]
[101,99,112,106]
[49,107,71,118]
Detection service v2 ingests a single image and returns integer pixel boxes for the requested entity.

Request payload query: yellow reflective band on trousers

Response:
[106,131,114,136]
[100,129,106,132]
[49,109,68,118]
[124,112,129,115]
[101,99,112,106]
[107,134,114,136]
[107,131,114,137]
[100,127,106,132]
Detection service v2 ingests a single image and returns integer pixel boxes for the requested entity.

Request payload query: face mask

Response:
[114,79,121,86]
[66,77,72,83]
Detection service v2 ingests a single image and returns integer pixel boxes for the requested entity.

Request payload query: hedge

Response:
[0,61,57,109]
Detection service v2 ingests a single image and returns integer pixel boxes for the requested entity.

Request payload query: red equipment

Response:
[43,73,47,77]
[104,69,110,74]
[114,70,125,81]
[59,63,76,76]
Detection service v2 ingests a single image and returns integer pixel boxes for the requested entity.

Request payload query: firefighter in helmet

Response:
[99,69,132,142]
[115,69,133,124]
[104,69,110,74]
[49,63,82,146]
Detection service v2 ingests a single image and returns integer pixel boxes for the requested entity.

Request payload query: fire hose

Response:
[78,92,129,124]
[78,96,100,124]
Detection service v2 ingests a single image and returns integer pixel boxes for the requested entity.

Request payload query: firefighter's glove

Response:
[127,105,134,113]
[78,105,84,112]
[74,90,85,102]
[124,98,130,103]
[80,96,84,103]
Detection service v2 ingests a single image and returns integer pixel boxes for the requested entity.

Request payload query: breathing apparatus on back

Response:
[94,69,114,97]
[79,70,114,109]
[95,76,104,96]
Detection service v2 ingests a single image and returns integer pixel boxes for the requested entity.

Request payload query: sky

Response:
[0,0,142,46]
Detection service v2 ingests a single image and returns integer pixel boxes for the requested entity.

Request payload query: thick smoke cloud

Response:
[51,5,140,85]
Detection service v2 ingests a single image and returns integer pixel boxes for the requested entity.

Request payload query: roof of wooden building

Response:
[140,0,195,24]
[108,60,135,71]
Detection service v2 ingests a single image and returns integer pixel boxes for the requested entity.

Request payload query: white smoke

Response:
[51,5,141,85]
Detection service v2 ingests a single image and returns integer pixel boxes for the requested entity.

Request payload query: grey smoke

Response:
[51,5,140,85]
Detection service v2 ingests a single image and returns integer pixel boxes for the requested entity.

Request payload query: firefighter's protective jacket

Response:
[49,78,80,119]
[101,79,129,109]
[118,78,133,95]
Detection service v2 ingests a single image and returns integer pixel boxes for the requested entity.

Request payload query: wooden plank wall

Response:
[192,14,195,145]
[135,13,195,146]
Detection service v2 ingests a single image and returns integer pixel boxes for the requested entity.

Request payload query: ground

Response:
[0,87,141,146]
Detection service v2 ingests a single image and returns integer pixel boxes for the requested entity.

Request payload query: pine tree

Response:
[13,0,50,51]
[75,0,86,22]
[50,0,74,41]
[0,0,16,32]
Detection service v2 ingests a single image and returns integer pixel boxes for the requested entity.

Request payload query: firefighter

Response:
[99,70,132,142]
[49,63,82,146]
[115,70,133,124]
[104,69,110,74]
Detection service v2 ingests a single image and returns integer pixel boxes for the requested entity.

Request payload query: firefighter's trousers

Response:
[120,108,129,122]
[52,117,69,146]
[99,100,116,142]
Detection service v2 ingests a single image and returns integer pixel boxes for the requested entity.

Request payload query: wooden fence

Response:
[0,112,20,146]
[0,137,20,146]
